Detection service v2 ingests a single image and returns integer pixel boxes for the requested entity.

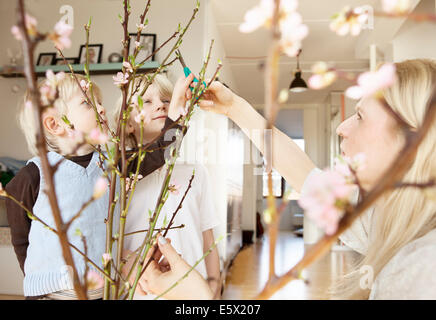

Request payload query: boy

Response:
[5,71,192,299]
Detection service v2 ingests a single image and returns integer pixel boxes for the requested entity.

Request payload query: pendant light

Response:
[289,49,308,93]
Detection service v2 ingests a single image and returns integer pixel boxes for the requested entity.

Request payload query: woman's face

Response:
[336,96,404,190]
[130,84,170,142]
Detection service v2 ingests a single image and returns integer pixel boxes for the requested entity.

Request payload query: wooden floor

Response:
[222,231,361,300]
[0,295,24,300]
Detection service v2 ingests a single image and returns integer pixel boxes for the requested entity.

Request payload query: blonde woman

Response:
[115,74,222,299]
[141,59,436,300]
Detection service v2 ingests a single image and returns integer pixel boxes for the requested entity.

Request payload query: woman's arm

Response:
[199,82,316,192]
[203,229,221,298]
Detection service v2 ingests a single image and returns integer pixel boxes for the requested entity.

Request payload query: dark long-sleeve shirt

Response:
[5,117,182,274]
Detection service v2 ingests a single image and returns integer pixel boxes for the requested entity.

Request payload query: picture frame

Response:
[78,44,103,64]
[36,53,56,66]
[55,57,79,66]
[128,33,156,62]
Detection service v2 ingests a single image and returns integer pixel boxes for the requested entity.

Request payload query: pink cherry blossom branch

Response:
[15,0,87,300]
[255,86,436,300]
[136,172,196,282]
[124,224,186,237]
[263,0,283,282]
[3,192,115,285]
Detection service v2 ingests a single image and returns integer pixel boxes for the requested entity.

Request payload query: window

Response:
[262,139,304,198]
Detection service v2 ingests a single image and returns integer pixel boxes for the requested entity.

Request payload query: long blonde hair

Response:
[18,73,102,156]
[333,59,436,299]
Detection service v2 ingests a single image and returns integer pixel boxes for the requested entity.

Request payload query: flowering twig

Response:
[255,87,436,299]
[15,0,87,299]
[3,193,115,284]
[136,172,196,281]
[124,34,218,300]
[124,224,185,237]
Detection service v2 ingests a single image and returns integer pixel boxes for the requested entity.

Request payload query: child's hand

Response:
[168,74,195,121]
[198,81,237,118]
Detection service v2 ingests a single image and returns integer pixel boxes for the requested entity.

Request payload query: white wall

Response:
[392,0,436,62]
[0,0,207,159]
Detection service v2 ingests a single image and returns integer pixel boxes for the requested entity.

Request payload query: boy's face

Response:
[66,91,108,136]
[131,84,170,141]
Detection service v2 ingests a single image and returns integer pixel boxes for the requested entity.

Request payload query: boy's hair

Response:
[112,73,174,148]
[18,74,102,156]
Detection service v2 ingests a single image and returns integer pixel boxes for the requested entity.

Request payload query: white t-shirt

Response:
[302,168,436,299]
[124,163,221,299]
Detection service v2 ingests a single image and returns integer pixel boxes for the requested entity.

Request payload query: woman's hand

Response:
[140,235,214,300]
[168,74,195,120]
[198,81,238,118]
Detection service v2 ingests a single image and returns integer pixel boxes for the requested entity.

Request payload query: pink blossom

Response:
[239,0,298,33]
[239,0,308,57]
[134,109,151,124]
[45,69,65,88]
[88,128,109,145]
[136,23,146,31]
[113,72,129,87]
[102,253,112,266]
[168,181,181,195]
[39,84,56,106]
[125,177,132,193]
[345,63,396,100]
[298,170,356,235]
[330,6,369,36]
[80,80,90,91]
[123,61,133,73]
[11,14,38,40]
[93,176,108,199]
[239,0,274,33]
[135,41,141,49]
[67,129,84,144]
[334,153,366,182]
[11,26,22,41]
[50,20,73,50]
[86,270,104,290]
[279,12,309,57]
[308,62,338,90]
[382,0,411,14]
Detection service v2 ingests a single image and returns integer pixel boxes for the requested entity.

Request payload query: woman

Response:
[143,59,436,299]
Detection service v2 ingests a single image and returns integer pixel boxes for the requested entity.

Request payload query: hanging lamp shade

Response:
[289,49,308,93]
[289,71,308,93]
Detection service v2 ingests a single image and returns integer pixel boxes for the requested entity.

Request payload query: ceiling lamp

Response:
[289,49,308,93]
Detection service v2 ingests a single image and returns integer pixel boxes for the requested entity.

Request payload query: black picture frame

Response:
[128,33,156,62]
[78,44,103,64]
[55,57,79,66]
[36,53,56,66]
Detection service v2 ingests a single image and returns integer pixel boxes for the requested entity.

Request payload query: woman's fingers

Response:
[157,235,183,266]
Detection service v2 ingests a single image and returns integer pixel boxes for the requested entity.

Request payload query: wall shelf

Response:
[0,61,159,78]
